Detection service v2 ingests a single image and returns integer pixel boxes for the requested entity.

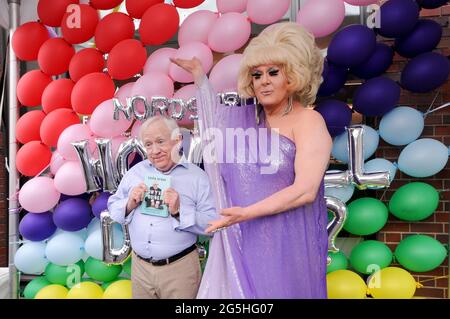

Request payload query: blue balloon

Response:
[84,226,124,260]
[14,242,48,275]
[364,158,397,187]
[379,106,424,146]
[92,192,111,218]
[45,231,85,266]
[53,198,92,231]
[325,170,355,203]
[332,125,379,164]
[327,24,376,68]
[318,60,348,97]
[395,19,442,58]
[416,0,448,9]
[377,0,420,38]
[351,43,394,79]
[87,218,101,236]
[353,77,400,117]
[401,52,450,93]
[315,99,352,137]
[398,138,449,177]
[19,212,56,242]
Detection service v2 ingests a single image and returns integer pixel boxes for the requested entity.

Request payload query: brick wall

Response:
[374,6,449,299]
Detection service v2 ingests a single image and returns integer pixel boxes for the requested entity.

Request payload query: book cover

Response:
[141,174,171,218]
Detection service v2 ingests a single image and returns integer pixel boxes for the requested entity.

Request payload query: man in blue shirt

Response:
[108,116,217,299]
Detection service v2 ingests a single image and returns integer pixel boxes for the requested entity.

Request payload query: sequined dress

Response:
[195,76,328,299]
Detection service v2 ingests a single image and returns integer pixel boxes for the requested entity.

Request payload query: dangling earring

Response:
[282,95,293,116]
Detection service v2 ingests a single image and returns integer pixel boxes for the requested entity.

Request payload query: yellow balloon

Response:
[103,280,132,299]
[368,267,419,299]
[327,270,367,299]
[67,281,104,299]
[35,284,68,299]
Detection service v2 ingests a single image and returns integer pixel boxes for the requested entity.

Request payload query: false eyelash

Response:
[251,72,262,78]
[268,69,279,76]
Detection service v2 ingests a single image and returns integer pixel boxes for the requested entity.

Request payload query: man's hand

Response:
[163,188,180,216]
[126,183,147,215]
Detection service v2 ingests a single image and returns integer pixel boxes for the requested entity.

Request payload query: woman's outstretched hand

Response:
[170,57,205,85]
[205,206,248,234]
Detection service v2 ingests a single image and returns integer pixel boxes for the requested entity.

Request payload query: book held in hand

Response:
[141,174,171,218]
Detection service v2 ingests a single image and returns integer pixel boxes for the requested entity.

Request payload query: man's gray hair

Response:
[138,116,181,141]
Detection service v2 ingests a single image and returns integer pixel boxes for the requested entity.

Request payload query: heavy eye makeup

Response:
[251,67,280,80]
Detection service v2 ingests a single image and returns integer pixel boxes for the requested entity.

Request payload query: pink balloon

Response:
[173,84,197,127]
[209,54,243,92]
[50,151,68,175]
[143,47,177,75]
[54,161,87,196]
[89,99,132,138]
[297,0,346,38]
[247,0,291,25]
[57,124,95,161]
[207,13,251,53]
[19,176,61,213]
[114,82,135,106]
[178,10,218,47]
[130,120,142,138]
[217,0,247,13]
[111,135,127,159]
[169,42,213,83]
[131,72,174,113]
[344,0,378,5]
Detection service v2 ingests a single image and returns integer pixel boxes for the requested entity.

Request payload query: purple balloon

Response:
[395,19,442,58]
[19,212,57,241]
[377,0,420,38]
[318,60,348,97]
[53,198,93,231]
[353,77,400,117]
[315,100,352,137]
[351,43,394,79]
[92,192,112,218]
[416,0,448,9]
[327,25,376,68]
[401,52,450,93]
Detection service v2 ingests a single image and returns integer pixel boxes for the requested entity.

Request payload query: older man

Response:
[107,116,217,299]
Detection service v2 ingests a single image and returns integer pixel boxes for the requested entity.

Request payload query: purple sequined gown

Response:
[196,77,328,299]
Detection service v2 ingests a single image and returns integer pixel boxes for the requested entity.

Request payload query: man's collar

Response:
[147,156,189,174]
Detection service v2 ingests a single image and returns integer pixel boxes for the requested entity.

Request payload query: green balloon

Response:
[350,240,393,274]
[85,257,122,282]
[45,259,85,286]
[102,276,129,290]
[327,251,348,273]
[122,256,131,276]
[344,198,388,235]
[395,235,447,272]
[23,276,51,299]
[389,182,439,221]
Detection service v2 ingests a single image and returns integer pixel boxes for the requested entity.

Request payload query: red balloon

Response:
[71,72,115,115]
[42,79,75,114]
[107,39,147,80]
[38,38,75,76]
[125,0,164,19]
[17,70,52,107]
[61,4,99,44]
[38,0,79,27]
[95,12,135,53]
[139,3,179,45]
[173,0,205,9]
[12,22,50,61]
[16,110,46,144]
[69,48,105,82]
[40,109,81,147]
[90,0,124,10]
[16,141,52,177]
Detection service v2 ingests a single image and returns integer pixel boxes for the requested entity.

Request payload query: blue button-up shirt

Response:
[107,159,218,260]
